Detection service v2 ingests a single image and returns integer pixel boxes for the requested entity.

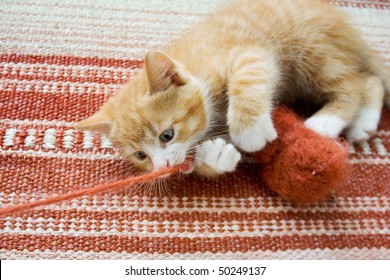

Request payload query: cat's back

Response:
[168,0,366,91]
[173,0,355,57]
[210,0,349,46]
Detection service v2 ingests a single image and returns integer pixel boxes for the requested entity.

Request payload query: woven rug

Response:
[0,0,389,260]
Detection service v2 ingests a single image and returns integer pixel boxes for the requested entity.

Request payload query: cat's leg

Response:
[345,75,385,142]
[227,50,279,152]
[194,138,241,177]
[304,75,364,138]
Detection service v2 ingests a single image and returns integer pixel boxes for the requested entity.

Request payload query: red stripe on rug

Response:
[1,234,389,253]
[0,91,108,121]
[0,53,143,68]
[4,208,388,224]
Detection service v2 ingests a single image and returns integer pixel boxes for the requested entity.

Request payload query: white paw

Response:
[304,114,346,138]
[345,108,380,142]
[230,113,277,152]
[195,138,241,174]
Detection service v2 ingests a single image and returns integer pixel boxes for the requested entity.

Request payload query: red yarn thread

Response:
[0,163,188,216]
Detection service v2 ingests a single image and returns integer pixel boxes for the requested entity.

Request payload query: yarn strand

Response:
[0,163,185,216]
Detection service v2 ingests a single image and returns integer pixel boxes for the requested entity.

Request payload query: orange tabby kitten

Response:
[77,0,390,177]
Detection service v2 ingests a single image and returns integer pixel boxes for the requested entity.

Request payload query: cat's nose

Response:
[153,160,170,171]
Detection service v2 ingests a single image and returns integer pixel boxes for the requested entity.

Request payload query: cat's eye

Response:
[159,127,175,143]
[134,151,147,161]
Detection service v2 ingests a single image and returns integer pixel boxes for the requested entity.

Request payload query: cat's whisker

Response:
[128,181,143,196]
[161,178,171,197]
[191,132,230,146]
[117,147,133,160]
[145,181,152,197]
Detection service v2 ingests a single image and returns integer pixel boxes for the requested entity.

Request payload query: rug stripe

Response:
[0,234,388,253]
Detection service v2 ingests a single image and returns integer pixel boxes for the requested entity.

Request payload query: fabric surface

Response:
[0,0,389,260]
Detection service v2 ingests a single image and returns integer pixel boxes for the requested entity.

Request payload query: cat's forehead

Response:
[113,106,169,145]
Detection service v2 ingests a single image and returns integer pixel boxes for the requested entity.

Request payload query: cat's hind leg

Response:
[345,75,385,142]
[304,75,363,139]
[227,49,279,152]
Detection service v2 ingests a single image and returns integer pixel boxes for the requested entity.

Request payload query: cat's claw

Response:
[230,113,277,152]
[195,138,241,174]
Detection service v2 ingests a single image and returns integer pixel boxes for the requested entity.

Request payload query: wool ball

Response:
[253,107,349,203]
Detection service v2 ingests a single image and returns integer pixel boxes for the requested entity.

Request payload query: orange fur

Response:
[77,0,389,176]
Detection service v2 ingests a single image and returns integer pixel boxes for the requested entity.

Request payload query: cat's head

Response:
[76,51,211,172]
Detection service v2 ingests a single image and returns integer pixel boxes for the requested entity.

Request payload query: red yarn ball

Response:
[253,107,349,203]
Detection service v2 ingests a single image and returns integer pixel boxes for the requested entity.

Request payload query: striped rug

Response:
[1,0,389,260]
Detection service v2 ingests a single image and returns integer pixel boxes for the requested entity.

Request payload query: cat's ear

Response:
[75,103,113,134]
[145,50,188,93]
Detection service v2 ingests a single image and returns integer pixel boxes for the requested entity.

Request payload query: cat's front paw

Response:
[195,138,241,174]
[230,113,277,152]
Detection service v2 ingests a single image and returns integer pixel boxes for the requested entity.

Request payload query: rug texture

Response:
[0,0,389,260]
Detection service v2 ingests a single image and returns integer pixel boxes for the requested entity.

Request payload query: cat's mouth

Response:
[180,161,196,174]
[180,151,196,174]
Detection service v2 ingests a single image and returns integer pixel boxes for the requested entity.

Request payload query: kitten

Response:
[76,0,390,177]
